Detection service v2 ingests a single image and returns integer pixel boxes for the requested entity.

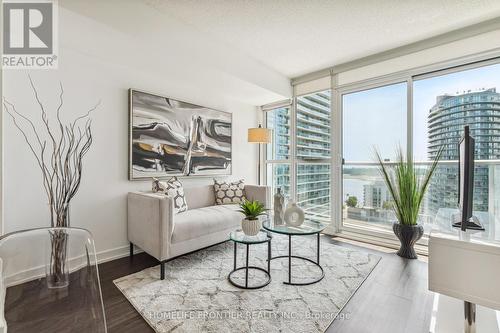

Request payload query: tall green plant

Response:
[374,146,443,226]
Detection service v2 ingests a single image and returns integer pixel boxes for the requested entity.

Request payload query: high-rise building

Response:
[266,92,331,222]
[266,107,291,200]
[296,92,331,222]
[427,88,500,215]
[296,91,331,159]
[363,181,391,209]
[266,107,290,160]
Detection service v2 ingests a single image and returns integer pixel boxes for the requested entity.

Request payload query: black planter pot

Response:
[392,223,424,259]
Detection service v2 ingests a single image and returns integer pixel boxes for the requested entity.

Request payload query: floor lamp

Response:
[248,124,272,185]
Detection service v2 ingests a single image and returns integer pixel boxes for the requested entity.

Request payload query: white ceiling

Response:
[145,0,500,78]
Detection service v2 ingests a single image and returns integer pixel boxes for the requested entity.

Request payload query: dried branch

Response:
[3,77,97,227]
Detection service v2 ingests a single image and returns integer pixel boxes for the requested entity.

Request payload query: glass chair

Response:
[0,227,107,333]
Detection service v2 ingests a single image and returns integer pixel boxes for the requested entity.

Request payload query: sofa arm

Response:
[127,192,173,261]
[245,185,270,208]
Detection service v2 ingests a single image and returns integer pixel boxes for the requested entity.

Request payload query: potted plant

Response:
[375,146,442,259]
[238,200,267,236]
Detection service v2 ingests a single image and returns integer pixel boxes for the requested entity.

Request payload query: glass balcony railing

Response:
[342,161,500,235]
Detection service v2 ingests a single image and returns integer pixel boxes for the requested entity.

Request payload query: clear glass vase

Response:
[46,203,70,289]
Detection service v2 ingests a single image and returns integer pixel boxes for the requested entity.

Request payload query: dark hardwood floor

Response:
[5,237,434,333]
[100,252,157,333]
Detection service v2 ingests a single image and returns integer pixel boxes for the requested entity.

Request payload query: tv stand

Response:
[452,214,484,231]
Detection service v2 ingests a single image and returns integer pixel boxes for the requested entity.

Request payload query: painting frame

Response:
[128,88,233,180]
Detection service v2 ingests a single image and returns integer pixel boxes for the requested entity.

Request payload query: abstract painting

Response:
[129,89,232,179]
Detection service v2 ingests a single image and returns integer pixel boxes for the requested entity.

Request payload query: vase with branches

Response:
[374,146,442,259]
[3,76,98,288]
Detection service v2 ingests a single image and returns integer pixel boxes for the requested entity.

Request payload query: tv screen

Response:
[454,125,483,231]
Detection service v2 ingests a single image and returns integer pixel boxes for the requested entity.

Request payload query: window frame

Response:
[263,53,500,249]
[263,102,293,204]
[337,56,500,246]
[338,78,412,241]
[264,88,334,227]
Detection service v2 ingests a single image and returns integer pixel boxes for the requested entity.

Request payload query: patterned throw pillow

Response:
[152,178,163,193]
[151,177,188,213]
[213,179,246,205]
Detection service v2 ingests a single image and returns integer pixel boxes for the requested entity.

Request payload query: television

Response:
[452,125,484,231]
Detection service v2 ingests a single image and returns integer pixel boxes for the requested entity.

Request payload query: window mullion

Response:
[291,91,297,203]
[407,77,413,160]
[331,74,342,234]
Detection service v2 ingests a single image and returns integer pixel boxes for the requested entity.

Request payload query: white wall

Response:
[2,5,269,264]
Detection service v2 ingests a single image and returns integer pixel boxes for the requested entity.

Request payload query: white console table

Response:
[428,209,500,333]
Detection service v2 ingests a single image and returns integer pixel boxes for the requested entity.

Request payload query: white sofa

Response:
[127,184,269,279]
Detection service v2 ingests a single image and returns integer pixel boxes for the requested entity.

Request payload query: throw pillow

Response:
[213,179,246,205]
[152,177,188,213]
[152,178,163,193]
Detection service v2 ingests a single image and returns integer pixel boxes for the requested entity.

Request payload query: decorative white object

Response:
[273,188,285,225]
[284,202,304,227]
[241,218,261,236]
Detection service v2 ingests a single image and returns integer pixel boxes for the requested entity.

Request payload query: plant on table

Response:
[238,200,267,236]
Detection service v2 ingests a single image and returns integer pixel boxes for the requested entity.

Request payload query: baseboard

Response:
[4,243,144,287]
[95,244,143,264]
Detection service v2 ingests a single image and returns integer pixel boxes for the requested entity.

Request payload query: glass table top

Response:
[229,230,270,244]
[262,217,327,235]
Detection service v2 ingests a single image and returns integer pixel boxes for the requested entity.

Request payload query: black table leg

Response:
[234,242,237,270]
[268,232,324,286]
[317,232,320,265]
[267,239,271,273]
[245,244,249,288]
[228,238,272,290]
[288,234,292,284]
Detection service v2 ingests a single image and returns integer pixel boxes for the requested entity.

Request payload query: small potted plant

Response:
[238,200,267,236]
[375,146,442,259]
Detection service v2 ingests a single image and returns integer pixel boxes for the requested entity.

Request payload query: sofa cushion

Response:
[171,205,243,244]
[213,179,246,205]
[184,185,216,209]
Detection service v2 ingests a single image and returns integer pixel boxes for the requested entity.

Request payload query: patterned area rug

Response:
[114,234,380,333]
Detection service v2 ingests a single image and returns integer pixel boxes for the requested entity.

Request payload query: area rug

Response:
[114,234,380,333]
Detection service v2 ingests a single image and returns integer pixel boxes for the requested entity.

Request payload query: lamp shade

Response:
[248,126,272,143]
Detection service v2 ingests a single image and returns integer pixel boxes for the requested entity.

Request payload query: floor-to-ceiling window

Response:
[341,60,500,238]
[413,62,500,231]
[342,82,407,231]
[264,57,500,241]
[264,90,332,224]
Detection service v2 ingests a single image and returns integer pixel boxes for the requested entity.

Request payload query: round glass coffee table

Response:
[262,218,327,285]
[228,230,272,289]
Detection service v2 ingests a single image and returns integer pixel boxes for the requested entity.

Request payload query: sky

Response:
[343,62,500,162]
[342,62,500,204]
[343,82,406,162]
